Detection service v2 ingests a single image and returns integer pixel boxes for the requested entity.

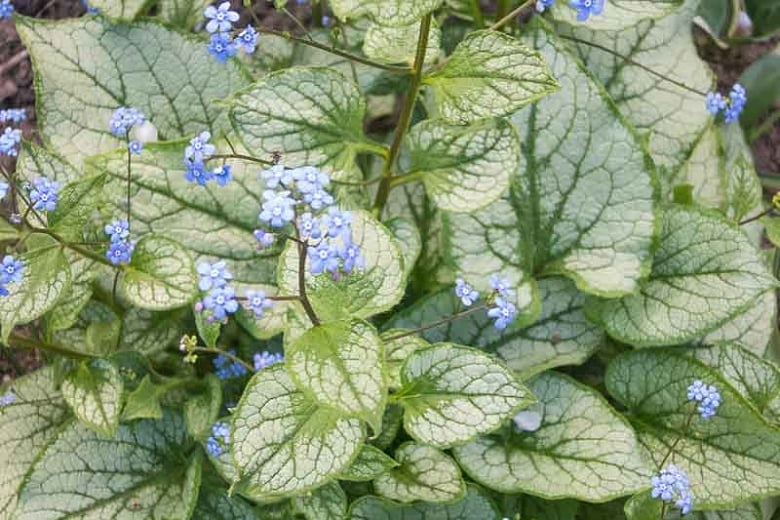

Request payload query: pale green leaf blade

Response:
[86,142,275,285]
[330,0,443,26]
[16,17,248,166]
[454,371,653,502]
[17,142,80,185]
[589,205,776,347]
[119,307,186,354]
[120,234,197,310]
[232,365,364,500]
[375,443,465,503]
[606,349,780,508]
[398,344,533,449]
[47,174,105,241]
[61,359,123,436]
[121,375,164,421]
[287,320,386,428]
[230,67,372,177]
[278,210,405,321]
[184,374,222,439]
[405,118,519,213]
[380,330,429,390]
[551,0,683,30]
[338,445,399,482]
[16,411,200,519]
[702,289,776,357]
[385,277,603,379]
[89,0,147,19]
[363,20,441,66]
[348,485,501,519]
[294,481,348,520]
[554,0,713,174]
[0,236,71,341]
[192,487,259,520]
[0,368,70,517]
[384,217,421,279]
[424,30,559,124]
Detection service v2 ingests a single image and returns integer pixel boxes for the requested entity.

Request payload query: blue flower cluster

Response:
[0,391,15,406]
[0,109,26,123]
[453,273,518,330]
[687,380,721,419]
[104,219,135,265]
[29,177,60,212]
[183,131,231,186]
[206,421,230,457]
[0,128,21,157]
[1,255,24,297]
[213,350,247,379]
[706,84,746,123]
[109,107,145,138]
[651,464,693,515]
[0,0,13,19]
[569,0,604,21]
[253,350,283,371]
[204,2,258,62]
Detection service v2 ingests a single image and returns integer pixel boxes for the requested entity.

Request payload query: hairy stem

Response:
[490,0,534,31]
[297,239,321,326]
[208,153,273,166]
[372,13,433,216]
[383,304,488,342]
[192,347,255,372]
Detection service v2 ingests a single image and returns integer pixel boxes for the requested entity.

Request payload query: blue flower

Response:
[213,349,246,378]
[106,239,134,265]
[297,212,322,240]
[236,26,258,54]
[184,157,213,186]
[687,380,721,419]
[323,207,353,240]
[29,177,61,212]
[203,286,239,321]
[212,421,230,442]
[455,278,479,307]
[302,186,334,211]
[128,140,143,155]
[487,296,517,330]
[185,131,216,163]
[536,0,554,12]
[489,273,515,299]
[0,127,21,156]
[109,107,145,137]
[261,165,294,189]
[197,260,233,291]
[724,83,747,123]
[705,92,726,115]
[0,0,14,20]
[253,229,275,248]
[569,0,604,21]
[253,351,284,371]
[292,166,330,194]
[104,219,130,242]
[0,108,26,123]
[213,164,232,186]
[259,190,297,228]
[205,436,222,457]
[207,32,237,63]
[1,255,24,285]
[245,289,273,318]
[0,392,15,406]
[338,241,364,274]
[204,1,239,34]
[308,242,340,275]
[0,180,8,200]
[651,464,694,515]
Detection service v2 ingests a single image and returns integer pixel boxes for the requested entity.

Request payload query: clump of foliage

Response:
[0,0,779,519]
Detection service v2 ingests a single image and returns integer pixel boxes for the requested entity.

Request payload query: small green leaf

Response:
[61,359,123,436]
[120,234,197,311]
[278,210,405,321]
[363,20,441,66]
[0,236,71,342]
[380,330,428,390]
[121,375,164,421]
[330,0,443,25]
[348,485,501,519]
[739,50,780,126]
[0,368,70,517]
[230,67,376,177]
[454,371,653,502]
[232,365,364,500]
[287,319,386,429]
[375,443,465,503]
[423,30,558,124]
[184,374,222,439]
[589,205,776,347]
[623,492,661,520]
[606,349,780,508]
[294,481,348,520]
[338,445,399,482]
[15,411,200,519]
[404,118,519,213]
[398,344,533,449]
[195,310,221,349]
[47,174,105,241]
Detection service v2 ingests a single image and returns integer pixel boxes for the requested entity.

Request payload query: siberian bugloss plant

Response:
[0,0,778,519]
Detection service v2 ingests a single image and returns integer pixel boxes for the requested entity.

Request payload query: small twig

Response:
[0,50,28,77]
[739,207,773,226]
[489,0,534,31]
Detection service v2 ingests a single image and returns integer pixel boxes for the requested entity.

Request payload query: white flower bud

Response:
[132,121,158,143]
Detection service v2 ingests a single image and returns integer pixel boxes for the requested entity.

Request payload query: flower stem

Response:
[192,347,254,373]
[383,304,488,342]
[739,207,773,226]
[297,239,321,326]
[658,408,695,469]
[207,153,273,166]
[490,0,535,31]
[372,13,433,217]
